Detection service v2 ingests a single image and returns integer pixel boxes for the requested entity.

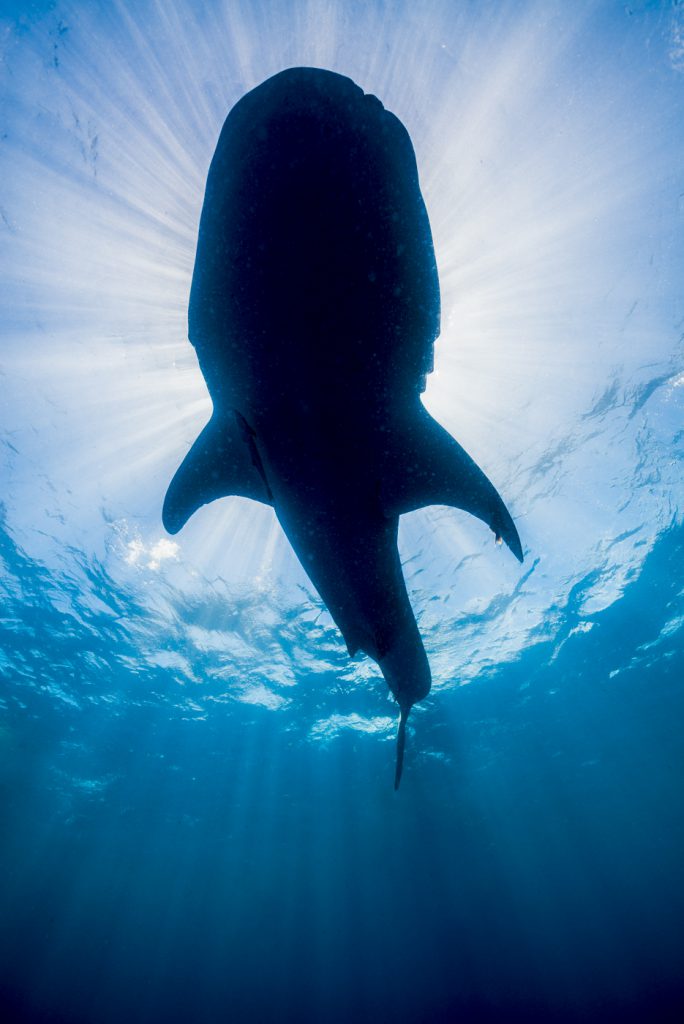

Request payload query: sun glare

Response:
[1,0,682,695]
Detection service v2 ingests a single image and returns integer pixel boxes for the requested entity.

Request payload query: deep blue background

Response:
[1,2,683,1022]
[1,515,683,1022]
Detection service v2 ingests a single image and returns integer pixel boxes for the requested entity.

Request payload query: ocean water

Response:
[1,2,683,1022]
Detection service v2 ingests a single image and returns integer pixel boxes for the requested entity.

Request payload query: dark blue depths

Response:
[1,516,683,1024]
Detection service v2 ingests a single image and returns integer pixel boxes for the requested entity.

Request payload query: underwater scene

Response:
[1,1,683,1022]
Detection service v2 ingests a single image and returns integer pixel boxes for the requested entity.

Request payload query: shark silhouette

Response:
[163,67,523,787]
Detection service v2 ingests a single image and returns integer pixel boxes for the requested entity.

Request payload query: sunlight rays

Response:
[1,0,683,708]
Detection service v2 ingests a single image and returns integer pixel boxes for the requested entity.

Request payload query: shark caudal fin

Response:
[163,410,272,534]
[381,405,523,562]
[394,705,410,790]
[377,621,430,791]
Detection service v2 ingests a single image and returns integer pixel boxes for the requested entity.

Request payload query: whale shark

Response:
[163,67,523,787]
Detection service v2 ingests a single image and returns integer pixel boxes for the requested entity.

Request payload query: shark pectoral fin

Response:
[383,408,524,562]
[163,411,272,534]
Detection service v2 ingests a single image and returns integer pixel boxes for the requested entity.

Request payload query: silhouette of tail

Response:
[394,705,410,790]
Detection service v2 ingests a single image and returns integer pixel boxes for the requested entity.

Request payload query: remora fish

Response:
[163,67,523,787]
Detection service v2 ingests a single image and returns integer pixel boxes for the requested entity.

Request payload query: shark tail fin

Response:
[382,406,523,563]
[163,410,272,534]
[394,704,410,791]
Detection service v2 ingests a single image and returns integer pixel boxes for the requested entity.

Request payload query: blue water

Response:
[1,2,683,1022]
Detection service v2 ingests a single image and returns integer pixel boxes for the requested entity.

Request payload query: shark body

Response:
[163,67,523,786]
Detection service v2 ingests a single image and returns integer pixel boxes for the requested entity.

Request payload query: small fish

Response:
[163,68,523,787]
